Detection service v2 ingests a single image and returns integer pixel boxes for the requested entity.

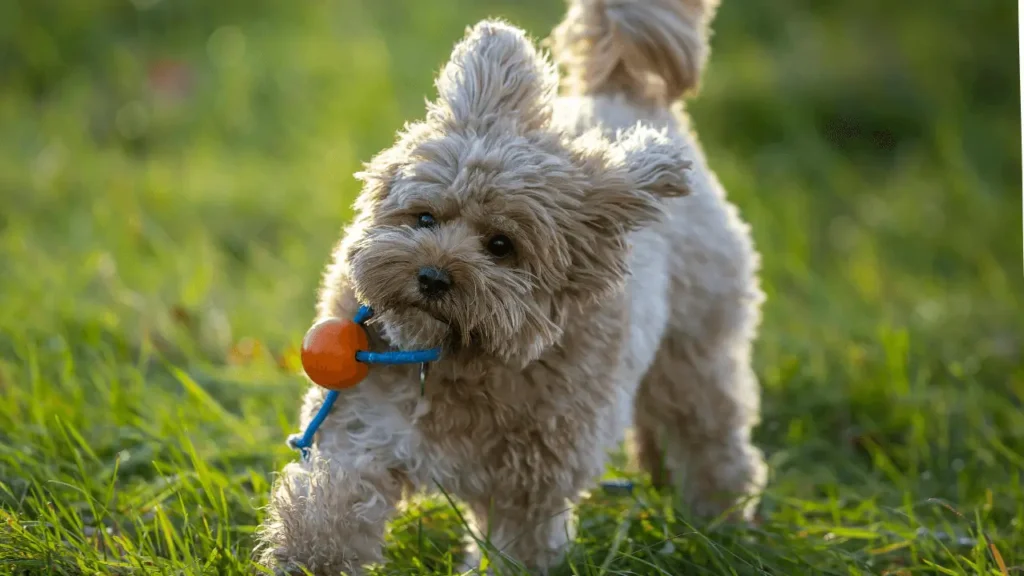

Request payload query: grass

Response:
[0,0,1021,574]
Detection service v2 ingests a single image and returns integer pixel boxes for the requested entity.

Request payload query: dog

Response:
[256,0,766,573]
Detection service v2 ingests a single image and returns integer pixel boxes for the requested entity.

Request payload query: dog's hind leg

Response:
[633,334,767,520]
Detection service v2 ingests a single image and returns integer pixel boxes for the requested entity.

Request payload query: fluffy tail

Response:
[549,0,720,104]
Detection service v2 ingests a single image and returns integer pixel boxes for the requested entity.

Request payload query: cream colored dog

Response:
[257,0,766,573]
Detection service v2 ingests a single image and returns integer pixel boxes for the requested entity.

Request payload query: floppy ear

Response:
[614,124,693,202]
[431,19,558,132]
[561,124,692,300]
[573,124,692,228]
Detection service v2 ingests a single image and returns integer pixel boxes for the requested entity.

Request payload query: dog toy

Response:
[300,317,371,390]
[286,305,441,459]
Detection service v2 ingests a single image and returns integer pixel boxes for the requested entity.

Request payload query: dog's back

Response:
[551,0,769,520]
[548,0,759,346]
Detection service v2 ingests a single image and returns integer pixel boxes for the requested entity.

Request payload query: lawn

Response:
[0,0,1021,574]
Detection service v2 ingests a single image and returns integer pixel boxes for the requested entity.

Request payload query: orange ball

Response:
[300,318,370,390]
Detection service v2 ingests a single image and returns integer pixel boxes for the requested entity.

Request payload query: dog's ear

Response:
[431,20,557,132]
[613,124,693,203]
[561,124,692,300]
[573,124,692,227]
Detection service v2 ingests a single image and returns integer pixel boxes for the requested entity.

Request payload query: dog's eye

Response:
[417,213,437,228]
[485,234,514,258]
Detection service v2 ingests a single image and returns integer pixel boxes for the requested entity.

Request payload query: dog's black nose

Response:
[417,266,452,298]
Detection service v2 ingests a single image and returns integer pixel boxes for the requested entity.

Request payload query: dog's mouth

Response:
[362,302,529,376]
[410,302,451,326]
[360,302,458,352]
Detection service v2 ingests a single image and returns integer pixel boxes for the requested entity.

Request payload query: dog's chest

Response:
[412,362,621,496]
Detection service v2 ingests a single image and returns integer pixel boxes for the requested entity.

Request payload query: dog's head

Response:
[343,20,692,367]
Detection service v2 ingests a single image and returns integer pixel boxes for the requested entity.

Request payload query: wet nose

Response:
[417,266,452,299]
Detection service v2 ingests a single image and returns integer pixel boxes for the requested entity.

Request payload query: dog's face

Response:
[342,21,692,367]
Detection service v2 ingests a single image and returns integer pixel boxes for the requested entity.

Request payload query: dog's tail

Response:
[549,0,720,104]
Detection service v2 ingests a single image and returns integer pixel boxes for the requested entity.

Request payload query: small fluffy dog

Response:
[257,0,766,573]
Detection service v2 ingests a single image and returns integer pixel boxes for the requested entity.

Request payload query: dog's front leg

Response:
[256,384,413,576]
[256,449,404,576]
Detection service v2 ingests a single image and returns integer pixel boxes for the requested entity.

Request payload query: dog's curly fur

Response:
[256,0,766,573]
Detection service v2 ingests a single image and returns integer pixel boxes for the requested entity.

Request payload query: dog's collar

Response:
[351,305,442,365]
[286,305,441,459]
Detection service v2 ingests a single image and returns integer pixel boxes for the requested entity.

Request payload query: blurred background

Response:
[0,0,1021,573]
[0,0,1018,359]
